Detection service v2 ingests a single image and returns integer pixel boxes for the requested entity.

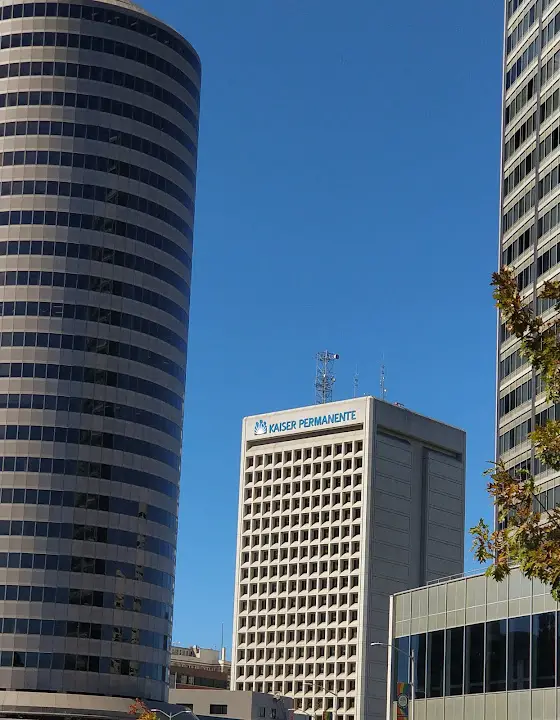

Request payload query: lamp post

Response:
[150,710,192,720]
[370,642,415,720]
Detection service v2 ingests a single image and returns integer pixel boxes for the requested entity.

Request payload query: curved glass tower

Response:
[0,0,199,713]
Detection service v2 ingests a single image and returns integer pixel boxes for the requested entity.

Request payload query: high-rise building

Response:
[498,1,560,487]
[0,0,200,716]
[231,397,466,720]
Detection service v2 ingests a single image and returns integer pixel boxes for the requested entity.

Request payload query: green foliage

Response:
[470,267,560,600]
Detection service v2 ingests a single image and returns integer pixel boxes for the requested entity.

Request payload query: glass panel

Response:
[486,620,506,692]
[410,634,426,700]
[465,623,484,694]
[445,626,464,696]
[508,615,530,690]
[533,612,556,688]
[393,636,410,700]
[427,630,444,697]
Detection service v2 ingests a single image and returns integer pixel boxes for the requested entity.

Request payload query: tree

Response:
[129,700,158,720]
[470,266,560,600]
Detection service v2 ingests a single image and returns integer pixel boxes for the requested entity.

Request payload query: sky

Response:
[139,0,505,652]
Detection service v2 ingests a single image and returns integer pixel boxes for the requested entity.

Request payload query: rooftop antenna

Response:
[315,351,339,404]
[353,366,359,398]
[380,360,387,401]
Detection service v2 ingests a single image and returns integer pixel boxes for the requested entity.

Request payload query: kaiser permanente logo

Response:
[253,410,357,436]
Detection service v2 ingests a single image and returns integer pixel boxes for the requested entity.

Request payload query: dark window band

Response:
[0,520,175,560]
[0,299,187,355]
[0,179,191,237]
[0,31,199,104]
[0,238,189,296]
[0,90,195,154]
[0,583,172,620]
[0,616,168,651]
[0,650,165,680]
[0,60,197,130]
[0,3,201,77]
[0,488,176,531]
[0,147,192,209]
[0,362,183,411]
[0,119,194,184]
[0,551,173,591]
[0,331,185,382]
[0,425,180,470]
[0,455,178,499]
[0,393,180,442]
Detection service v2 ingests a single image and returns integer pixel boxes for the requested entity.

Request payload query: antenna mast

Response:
[353,366,359,398]
[315,351,339,404]
[380,363,387,401]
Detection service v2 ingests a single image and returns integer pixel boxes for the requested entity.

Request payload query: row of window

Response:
[503,185,535,233]
[507,1,537,56]
[0,60,197,130]
[540,44,560,89]
[0,119,194,184]
[0,331,185,382]
[505,75,535,128]
[0,2,200,74]
[0,520,175,560]
[538,197,560,237]
[0,392,180,442]
[241,522,361,544]
[0,31,199,103]
[247,443,363,468]
[499,375,543,417]
[504,149,535,197]
[0,583,172,619]
[246,468,363,486]
[0,423,180,470]
[0,236,189,295]
[541,8,560,51]
[237,614,358,643]
[0,552,173,591]
[505,111,536,163]
[244,475,362,497]
[0,89,195,155]
[508,0,530,19]
[0,266,186,328]
[237,626,357,652]
[539,119,560,162]
[499,346,528,380]
[0,179,190,238]
[0,487,176,530]
[0,617,168,650]
[502,225,533,266]
[239,572,359,596]
[0,148,192,209]
[498,400,557,453]
[506,34,539,89]
[394,612,560,698]
[236,681,357,704]
[0,361,182,411]
[0,455,178,499]
[0,651,165,680]
[0,300,186,355]
[0,206,191,271]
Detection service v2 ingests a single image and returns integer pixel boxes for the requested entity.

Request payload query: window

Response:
[465,624,484,694]
[445,627,464,696]
[210,706,228,715]
[508,615,530,690]
[258,709,265,718]
[485,620,506,692]
[532,612,556,688]
[427,630,444,698]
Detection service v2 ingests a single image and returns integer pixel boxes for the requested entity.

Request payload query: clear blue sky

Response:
[140,0,504,652]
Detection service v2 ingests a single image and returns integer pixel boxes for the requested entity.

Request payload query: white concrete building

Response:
[231,397,466,720]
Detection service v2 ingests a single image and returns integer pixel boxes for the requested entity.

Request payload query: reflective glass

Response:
[532,612,556,688]
[508,615,530,690]
[486,620,506,692]
[465,624,484,694]
[445,626,464,696]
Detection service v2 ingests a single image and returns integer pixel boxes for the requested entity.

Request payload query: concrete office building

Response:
[170,646,231,690]
[499,0,560,492]
[231,397,466,720]
[387,568,560,720]
[169,688,294,720]
[0,0,200,716]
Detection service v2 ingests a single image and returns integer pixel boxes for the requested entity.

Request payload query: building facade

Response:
[498,0,560,490]
[231,397,466,720]
[171,646,231,690]
[387,568,560,720]
[169,688,294,720]
[0,0,200,714]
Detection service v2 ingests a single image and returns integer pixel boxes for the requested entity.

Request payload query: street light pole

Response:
[370,642,414,720]
[150,710,192,720]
